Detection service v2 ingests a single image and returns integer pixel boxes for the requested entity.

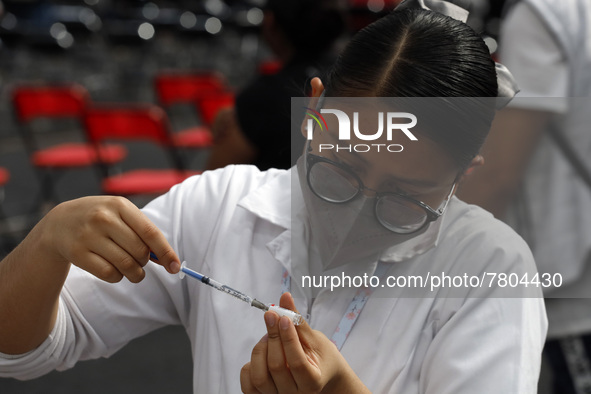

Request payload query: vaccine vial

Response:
[268,304,304,326]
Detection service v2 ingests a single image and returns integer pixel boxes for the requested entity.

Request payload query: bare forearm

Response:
[0,215,70,354]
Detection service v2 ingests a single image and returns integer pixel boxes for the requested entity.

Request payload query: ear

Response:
[300,77,325,138]
[459,155,484,182]
[310,77,325,99]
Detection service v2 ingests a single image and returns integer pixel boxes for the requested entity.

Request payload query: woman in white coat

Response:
[0,1,547,393]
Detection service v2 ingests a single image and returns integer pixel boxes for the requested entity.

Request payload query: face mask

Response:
[296,157,429,270]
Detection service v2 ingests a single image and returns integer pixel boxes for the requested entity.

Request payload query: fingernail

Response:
[280,316,290,331]
[265,312,277,328]
[260,334,268,343]
[170,261,180,273]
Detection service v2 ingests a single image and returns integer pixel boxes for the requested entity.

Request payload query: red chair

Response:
[195,91,236,127]
[83,104,200,197]
[12,84,127,202]
[0,168,8,188]
[258,59,283,76]
[154,71,228,149]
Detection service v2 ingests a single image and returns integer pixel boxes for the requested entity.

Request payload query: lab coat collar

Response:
[237,168,294,230]
[237,168,296,274]
[238,167,309,276]
[238,166,446,275]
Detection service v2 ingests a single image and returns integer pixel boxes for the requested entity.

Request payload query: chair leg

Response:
[30,168,61,213]
[40,169,59,210]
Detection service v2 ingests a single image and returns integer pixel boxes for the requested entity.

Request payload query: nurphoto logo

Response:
[305,107,418,153]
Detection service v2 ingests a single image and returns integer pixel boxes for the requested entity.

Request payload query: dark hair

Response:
[325,9,498,169]
[266,0,345,57]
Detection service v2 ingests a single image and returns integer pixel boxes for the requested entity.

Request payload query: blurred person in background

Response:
[458,0,591,392]
[205,0,345,171]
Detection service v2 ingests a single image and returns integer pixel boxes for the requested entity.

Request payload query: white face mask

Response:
[296,157,429,270]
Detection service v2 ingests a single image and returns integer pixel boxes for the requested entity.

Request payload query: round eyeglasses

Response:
[305,149,456,234]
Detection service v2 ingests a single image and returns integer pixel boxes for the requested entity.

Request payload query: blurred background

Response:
[0,0,508,392]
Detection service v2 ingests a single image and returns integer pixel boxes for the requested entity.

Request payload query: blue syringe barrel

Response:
[178,262,304,325]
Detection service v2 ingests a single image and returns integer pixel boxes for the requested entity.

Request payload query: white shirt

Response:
[501,2,569,111]
[0,165,547,393]
[500,1,591,338]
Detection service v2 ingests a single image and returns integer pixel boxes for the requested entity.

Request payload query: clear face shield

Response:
[296,144,454,270]
[294,97,461,270]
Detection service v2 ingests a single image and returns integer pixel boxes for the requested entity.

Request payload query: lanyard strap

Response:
[281,262,390,351]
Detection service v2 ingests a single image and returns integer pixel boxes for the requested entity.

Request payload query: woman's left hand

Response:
[240,293,371,394]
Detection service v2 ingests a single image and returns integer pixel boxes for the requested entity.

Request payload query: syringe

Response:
[178,262,304,326]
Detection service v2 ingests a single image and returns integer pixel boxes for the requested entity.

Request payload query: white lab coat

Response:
[0,165,547,393]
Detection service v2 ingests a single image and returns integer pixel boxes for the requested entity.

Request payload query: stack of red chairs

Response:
[12,83,127,204]
[154,71,228,149]
[196,91,235,127]
[0,168,9,190]
[83,103,201,197]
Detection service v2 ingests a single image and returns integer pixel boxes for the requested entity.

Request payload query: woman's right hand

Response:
[41,196,180,283]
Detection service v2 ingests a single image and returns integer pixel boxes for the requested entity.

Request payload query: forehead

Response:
[316,130,457,186]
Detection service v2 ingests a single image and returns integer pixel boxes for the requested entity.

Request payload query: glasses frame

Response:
[305,146,456,234]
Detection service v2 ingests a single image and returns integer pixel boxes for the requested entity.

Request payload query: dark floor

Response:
[0,326,194,394]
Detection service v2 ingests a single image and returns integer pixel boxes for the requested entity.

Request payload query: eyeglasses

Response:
[305,147,456,234]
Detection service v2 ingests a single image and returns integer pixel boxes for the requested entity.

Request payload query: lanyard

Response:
[281,262,390,351]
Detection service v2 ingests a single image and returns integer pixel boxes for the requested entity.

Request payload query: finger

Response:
[117,198,180,274]
[76,251,124,283]
[278,315,318,386]
[249,334,277,394]
[265,311,297,393]
[240,362,260,394]
[107,220,151,268]
[90,239,145,283]
[83,199,150,268]
[279,293,314,344]
[279,292,298,312]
